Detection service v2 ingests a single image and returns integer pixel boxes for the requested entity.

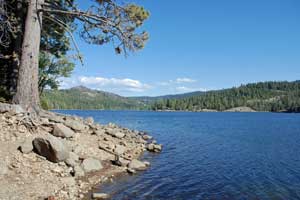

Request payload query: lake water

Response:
[55,110,300,200]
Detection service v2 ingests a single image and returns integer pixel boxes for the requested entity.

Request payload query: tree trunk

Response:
[12,0,44,112]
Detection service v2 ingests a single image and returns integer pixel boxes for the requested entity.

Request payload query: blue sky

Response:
[62,0,300,96]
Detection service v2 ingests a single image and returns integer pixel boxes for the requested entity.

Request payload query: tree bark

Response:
[12,0,44,112]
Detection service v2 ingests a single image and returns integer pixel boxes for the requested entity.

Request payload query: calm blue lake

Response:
[54,110,300,200]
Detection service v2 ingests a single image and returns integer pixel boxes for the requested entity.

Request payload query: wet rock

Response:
[142,134,152,140]
[143,161,150,167]
[127,168,136,174]
[92,193,110,199]
[147,143,162,153]
[81,158,103,173]
[33,134,69,163]
[19,138,33,154]
[52,123,75,138]
[128,159,147,171]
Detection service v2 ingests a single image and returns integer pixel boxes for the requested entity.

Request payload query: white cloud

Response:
[175,78,197,83]
[59,76,151,94]
[157,78,197,86]
[175,86,207,93]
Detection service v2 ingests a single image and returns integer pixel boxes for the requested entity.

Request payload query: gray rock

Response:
[143,161,150,167]
[114,132,125,139]
[65,158,76,167]
[0,103,24,114]
[64,118,88,131]
[142,134,152,140]
[33,134,69,163]
[0,161,8,176]
[81,158,103,173]
[74,165,85,177]
[19,138,33,154]
[92,193,110,199]
[127,159,147,171]
[147,143,162,153]
[147,143,155,151]
[52,123,75,138]
[127,168,136,174]
[94,129,105,136]
[153,144,162,152]
[65,152,79,167]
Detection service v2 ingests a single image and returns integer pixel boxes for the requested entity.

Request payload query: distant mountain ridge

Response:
[42,86,147,110]
[42,80,300,112]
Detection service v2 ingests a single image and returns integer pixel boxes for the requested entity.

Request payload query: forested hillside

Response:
[42,86,147,110]
[151,81,300,112]
[42,81,300,112]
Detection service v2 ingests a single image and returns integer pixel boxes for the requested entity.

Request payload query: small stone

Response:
[114,132,125,139]
[81,158,103,173]
[128,159,147,171]
[61,177,76,186]
[143,161,150,167]
[19,138,33,154]
[127,168,136,174]
[86,117,94,124]
[94,129,105,136]
[74,165,85,177]
[142,134,152,140]
[92,193,110,199]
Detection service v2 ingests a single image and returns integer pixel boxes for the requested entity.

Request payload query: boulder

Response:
[19,138,33,154]
[64,118,88,131]
[33,135,69,163]
[81,158,103,173]
[0,103,24,114]
[52,123,75,138]
[127,159,147,171]
[92,193,110,199]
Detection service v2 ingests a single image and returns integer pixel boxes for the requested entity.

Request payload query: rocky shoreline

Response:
[0,103,162,200]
